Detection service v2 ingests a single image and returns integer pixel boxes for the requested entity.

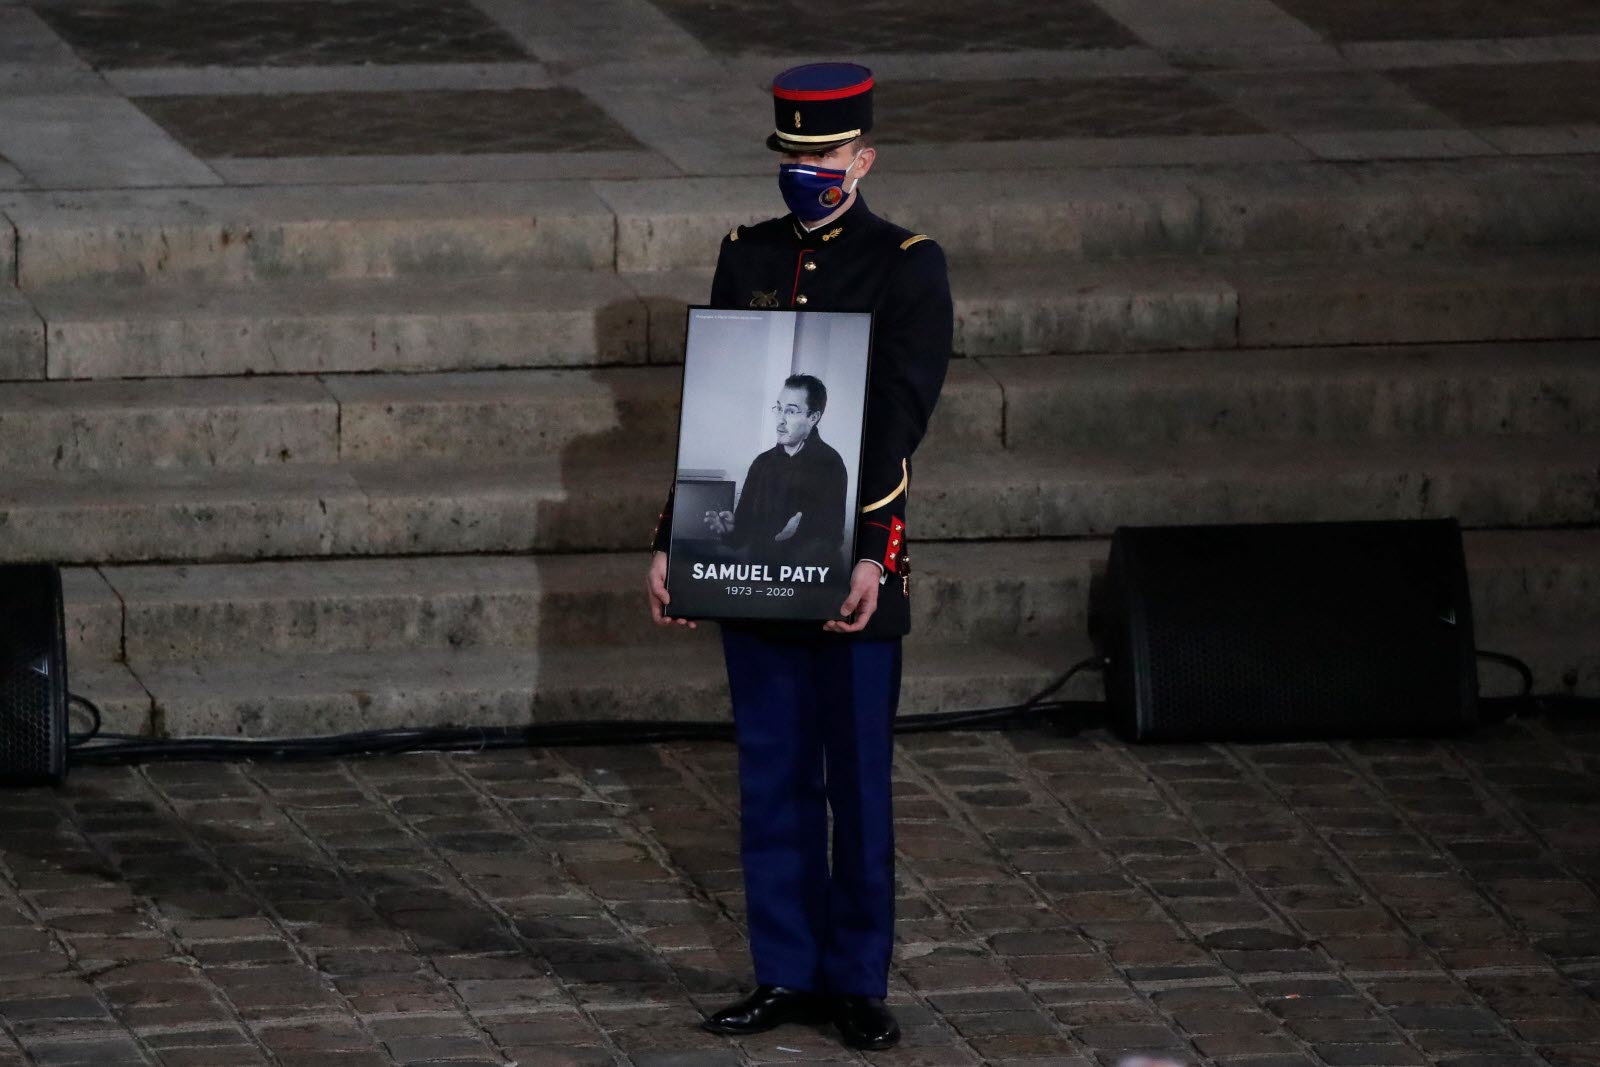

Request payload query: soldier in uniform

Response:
[646,61,952,1051]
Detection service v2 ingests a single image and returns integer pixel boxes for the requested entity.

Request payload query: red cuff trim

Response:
[883,517,905,573]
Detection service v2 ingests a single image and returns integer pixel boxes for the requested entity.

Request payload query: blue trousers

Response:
[720,628,901,998]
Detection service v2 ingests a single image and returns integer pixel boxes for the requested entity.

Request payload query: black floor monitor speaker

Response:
[1099,519,1479,742]
[0,564,69,786]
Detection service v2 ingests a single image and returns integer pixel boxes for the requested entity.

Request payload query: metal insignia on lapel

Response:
[750,290,780,308]
[820,226,844,242]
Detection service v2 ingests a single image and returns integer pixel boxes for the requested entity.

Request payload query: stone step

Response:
[63,623,1597,740]
[0,217,13,282]
[30,271,652,380]
[607,159,1600,272]
[7,342,1598,472]
[0,287,44,380]
[1463,529,1600,633]
[95,638,1092,739]
[64,530,1600,667]
[0,376,340,470]
[24,249,1600,381]
[6,435,1597,564]
[954,249,1600,357]
[997,342,1600,448]
[0,361,1002,471]
[7,158,1598,286]
[76,541,1093,663]
[994,436,1599,542]
[1,182,618,289]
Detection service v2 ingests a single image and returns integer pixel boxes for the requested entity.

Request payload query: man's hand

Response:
[824,560,881,634]
[773,511,802,542]
[705,510,735,536]
[647,550,696,629]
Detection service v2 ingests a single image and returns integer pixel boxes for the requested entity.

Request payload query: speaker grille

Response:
[1104,520,1478,742]
[0,565,68,786]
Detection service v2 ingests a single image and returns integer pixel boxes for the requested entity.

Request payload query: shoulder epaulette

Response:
[899,234,930,251]
[728,227,740,241]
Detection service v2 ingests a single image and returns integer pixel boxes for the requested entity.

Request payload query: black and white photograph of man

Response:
[664,307,871,621]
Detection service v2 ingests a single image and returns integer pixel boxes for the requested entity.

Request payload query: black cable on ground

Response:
[1476,648,1535,703]
[893,655,1106,734]
[67,693,103,746]
[1475,647,1600,720]
[66,655,1111,766]
[1449,649,1600,721]
[1470,647,1592,723]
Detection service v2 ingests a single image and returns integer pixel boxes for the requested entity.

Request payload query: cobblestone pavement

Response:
[4,720,1600,1066]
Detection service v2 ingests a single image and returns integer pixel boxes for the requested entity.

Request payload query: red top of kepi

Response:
[768,62,874,154]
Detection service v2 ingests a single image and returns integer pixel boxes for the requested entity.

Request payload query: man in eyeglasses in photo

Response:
[703,373,847,570]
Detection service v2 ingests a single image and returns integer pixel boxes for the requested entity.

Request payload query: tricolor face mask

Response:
[778,151,862,222]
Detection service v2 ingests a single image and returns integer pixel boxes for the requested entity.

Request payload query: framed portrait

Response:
[665,307,873,622]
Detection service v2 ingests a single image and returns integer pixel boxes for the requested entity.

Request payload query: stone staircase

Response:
[3,157,1597,737]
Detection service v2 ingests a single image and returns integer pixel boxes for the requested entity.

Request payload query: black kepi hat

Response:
[767,62,874,154]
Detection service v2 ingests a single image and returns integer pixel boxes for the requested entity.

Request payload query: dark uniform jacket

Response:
[654,193,954,640]
[729,431,847,571]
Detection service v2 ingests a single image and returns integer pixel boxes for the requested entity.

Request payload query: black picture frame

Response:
[664,306,874,622]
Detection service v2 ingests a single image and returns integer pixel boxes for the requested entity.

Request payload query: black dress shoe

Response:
[701,985,826,1035]
[831,995,901,1049]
